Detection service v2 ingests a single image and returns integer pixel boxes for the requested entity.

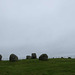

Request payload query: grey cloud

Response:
[0,0,75,60]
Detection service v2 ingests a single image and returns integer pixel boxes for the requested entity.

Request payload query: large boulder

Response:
[68,57,71,59]
[61,57,64,59]
[9,54,18,62]
[26,55,31,59]
[31,53,37,59]
[39,54,48,61]
[0,55,2,61]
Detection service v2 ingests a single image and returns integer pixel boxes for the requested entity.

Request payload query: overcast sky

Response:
[0,0,75,60]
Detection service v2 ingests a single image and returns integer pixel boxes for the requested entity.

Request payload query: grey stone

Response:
[39,54,48,61]
[9,54,18,62]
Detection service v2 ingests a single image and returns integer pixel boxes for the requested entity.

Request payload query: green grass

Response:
[0,58,75,75]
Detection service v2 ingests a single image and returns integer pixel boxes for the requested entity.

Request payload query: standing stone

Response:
[31,53,37,59]
[0,55,2,61]
[9,54,18,62]
[68,57,71,59]
[61,57,64,59]
[26,55,31,59]
[39,54,48,61]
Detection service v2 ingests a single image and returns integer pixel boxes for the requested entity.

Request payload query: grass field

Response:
[0,58,75,75]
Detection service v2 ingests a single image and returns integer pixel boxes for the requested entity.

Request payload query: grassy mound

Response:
[0,58,75,75]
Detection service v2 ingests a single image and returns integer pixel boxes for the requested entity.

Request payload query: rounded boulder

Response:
[9,54,18,62]
[0,55,2,61]
[39,54,48,61]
